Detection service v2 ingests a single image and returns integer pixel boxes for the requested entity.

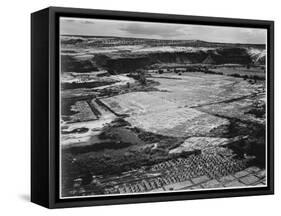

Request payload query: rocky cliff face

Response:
[61,55,99,73]
[103,56,152,74]
[90,48,259,74]
[60,35,266,74]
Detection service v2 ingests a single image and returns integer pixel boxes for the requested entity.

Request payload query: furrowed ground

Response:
[61,71,266,197]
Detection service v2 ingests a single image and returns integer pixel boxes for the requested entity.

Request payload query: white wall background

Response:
[0,0,279,214]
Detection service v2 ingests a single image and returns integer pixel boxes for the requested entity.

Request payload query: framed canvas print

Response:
[31,7,274,208]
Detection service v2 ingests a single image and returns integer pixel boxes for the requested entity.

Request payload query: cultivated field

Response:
[59,35,266,198]
[60,71,266,197]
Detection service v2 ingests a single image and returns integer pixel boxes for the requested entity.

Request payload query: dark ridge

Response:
[61,55,99,73]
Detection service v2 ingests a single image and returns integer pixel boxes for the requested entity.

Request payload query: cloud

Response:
[120,23,188,39]
[62,19,76,23]
[60,17,266,44]
[81,20,95,24]
[61,18,95,25]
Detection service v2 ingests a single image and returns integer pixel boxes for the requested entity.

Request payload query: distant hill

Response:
[61,35,265,49]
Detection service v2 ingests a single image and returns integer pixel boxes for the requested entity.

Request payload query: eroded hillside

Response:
[60,35,266,197]
[61,35,266,74]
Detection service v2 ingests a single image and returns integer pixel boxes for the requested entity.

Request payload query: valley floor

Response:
[60,71,266,197]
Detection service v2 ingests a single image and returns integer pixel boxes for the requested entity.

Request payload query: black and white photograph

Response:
[59,17,268,198]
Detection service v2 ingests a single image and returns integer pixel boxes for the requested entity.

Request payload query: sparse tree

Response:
[138,70,147,86]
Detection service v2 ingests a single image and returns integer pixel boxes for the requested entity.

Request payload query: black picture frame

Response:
[31,6,274,209]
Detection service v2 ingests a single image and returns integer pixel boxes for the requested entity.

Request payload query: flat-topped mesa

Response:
[61,48,264,74]
[60,35,265,74]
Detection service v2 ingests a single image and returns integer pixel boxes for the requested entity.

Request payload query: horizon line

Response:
[60,34,266,46]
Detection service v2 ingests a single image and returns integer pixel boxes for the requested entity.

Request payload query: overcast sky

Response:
[60,17,266,44]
